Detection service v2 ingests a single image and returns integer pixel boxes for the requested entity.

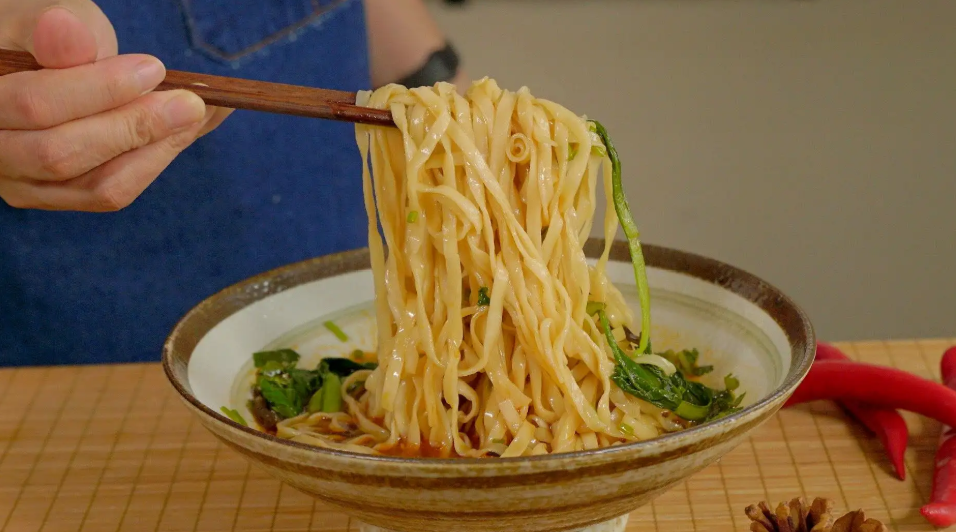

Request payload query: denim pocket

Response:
[178,0,349,63]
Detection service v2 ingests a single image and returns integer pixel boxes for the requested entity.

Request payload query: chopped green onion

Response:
[568,144,579,161]
[321,373,343,412]
[585,301,606,316]
[589,120,651,354]
[619,423,635,437]
[407,210,419,223]
[491,438,506,444]
[220,406,248,426]
[477,287,490,306]
[323,321,349,342]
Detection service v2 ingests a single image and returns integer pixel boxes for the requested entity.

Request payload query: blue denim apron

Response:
[0,0,371,366]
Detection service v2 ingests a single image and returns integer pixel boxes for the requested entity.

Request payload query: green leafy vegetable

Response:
[599,309,682,409]
[253,349,300,369]
[251,352,378,421]
[321,357,377,376]
[257,376,301,419]
[585,301,606,315]
[220,406,248,426]
[477,287,490,306]
[324,321,350,342]
[407,210,419,223]
[259,359,289,376]
[712,375,746,419]
[589,120,651,355]
[289,368,323,404]
[597,309,741,422]
[659,348,714,377]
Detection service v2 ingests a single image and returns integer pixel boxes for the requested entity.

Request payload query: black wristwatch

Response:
[397,42,461,88]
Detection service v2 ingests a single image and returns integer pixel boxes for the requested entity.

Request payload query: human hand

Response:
[0,1,232,211]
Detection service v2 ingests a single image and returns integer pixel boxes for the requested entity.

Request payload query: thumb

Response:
[32,7,99,67]
[0,1,118,68]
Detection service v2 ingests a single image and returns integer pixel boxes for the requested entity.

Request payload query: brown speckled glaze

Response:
[163,239,815,532]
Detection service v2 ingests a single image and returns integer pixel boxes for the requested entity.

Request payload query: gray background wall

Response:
[426,0,955,342]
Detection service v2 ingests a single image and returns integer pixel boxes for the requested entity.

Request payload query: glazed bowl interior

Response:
[177,241,806,431]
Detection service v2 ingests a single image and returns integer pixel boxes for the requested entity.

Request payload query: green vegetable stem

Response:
[585,301,606,316]
[588,120,651,355]
[321,373,343,413]
[220,406,248,426]
[307,386,326,414]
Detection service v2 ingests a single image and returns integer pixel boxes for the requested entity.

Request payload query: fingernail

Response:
[164,92,206,130]
[136,58,166,94]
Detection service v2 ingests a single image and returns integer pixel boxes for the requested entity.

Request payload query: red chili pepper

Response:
[921,346,956,528]
[784,360,956,429]
[802,342,908,481]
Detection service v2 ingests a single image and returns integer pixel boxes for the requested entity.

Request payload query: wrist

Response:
[396,41,461,89]
[450,69,468,93]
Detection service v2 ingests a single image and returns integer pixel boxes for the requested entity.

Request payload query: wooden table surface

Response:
[2,338,954,532]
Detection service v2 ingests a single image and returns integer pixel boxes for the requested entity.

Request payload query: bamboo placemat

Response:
[1,338,954,532]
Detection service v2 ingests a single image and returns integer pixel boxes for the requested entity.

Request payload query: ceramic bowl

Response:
[162,239,814,532]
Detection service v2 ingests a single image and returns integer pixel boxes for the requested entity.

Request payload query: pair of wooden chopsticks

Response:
[0,48,395,127]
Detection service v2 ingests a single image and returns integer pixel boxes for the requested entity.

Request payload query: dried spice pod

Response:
[745,498,887,532]
[745,502,776,531]
[809,498,835,529]
[745,498,833,532]
[830,510,865,532]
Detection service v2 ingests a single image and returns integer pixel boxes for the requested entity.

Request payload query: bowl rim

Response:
[162,238,815,467]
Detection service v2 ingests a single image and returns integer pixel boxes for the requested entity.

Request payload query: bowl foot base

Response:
[356,514,629,532]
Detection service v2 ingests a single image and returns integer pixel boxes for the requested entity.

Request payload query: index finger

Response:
[0,52,166,130]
